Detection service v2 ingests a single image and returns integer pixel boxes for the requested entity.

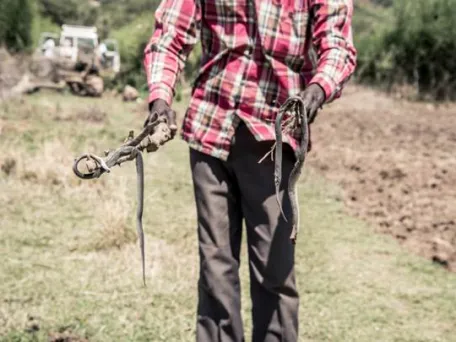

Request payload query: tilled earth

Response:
[308,85,456,271]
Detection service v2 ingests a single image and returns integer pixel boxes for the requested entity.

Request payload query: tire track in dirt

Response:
[308,85,456,270]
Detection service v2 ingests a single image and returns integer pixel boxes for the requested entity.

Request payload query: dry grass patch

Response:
[85,178,137,252]
[1,139,74,186]
[0,137,137,253]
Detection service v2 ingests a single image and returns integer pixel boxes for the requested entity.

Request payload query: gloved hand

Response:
[297,83,325,124]
[144,99,178,138]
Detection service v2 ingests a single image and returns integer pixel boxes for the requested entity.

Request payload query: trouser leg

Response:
[190,149,244,342]
[231,123,299,342]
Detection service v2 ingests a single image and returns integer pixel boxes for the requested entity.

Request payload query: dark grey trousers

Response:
[189,122,299,342]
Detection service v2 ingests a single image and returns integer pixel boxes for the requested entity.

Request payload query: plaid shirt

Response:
[144,0,357,160]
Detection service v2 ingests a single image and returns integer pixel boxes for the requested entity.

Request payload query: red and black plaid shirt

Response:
[144,0,357,160]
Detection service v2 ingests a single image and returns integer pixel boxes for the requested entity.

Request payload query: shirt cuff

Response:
[148,85,174,106]
[308,73,340,103]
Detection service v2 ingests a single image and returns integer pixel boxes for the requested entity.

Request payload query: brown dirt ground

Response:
[308,84,456,271]
[48,332,89,342]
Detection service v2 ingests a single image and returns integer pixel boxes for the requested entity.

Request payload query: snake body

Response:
[135,151,146,286]
[274,108,287,221]
[73,146,147,286]
[73,121,171,286]
[274,96,309,244]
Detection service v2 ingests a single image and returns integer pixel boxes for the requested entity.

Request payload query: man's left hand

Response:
[297,84,325,124]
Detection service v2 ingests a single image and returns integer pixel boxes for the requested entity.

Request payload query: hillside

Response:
[1,0,391,92]
[29,0,391,89]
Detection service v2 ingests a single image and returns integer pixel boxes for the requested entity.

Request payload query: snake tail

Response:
[274,109,288,222]
[287,99,309,243]
[135,151,146,287]
[72,120,175,286]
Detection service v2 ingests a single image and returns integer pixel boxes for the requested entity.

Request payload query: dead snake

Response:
[274,95,309,244]
[73,120,171,286]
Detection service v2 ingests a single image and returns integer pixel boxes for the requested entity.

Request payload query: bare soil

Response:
[309,85,456,271]
[48,332,89,342]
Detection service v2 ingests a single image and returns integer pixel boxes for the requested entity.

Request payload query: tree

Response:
[37,0,99,26]
[356,0,456,101]
[0,0,35,52]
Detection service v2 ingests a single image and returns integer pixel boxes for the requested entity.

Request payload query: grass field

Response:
[1,92,455,341]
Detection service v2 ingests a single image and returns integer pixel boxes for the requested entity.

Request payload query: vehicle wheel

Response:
[84,75,104,97]
[29,57,56,80]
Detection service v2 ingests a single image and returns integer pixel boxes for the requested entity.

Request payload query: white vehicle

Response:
[37,24,121,75]
[29,25,122,97]
[59,25,96,63]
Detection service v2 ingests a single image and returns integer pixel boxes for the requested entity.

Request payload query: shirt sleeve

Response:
[143,0,201,106]
[308,0,357,103]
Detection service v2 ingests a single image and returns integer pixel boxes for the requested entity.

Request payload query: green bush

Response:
[0,0,35,52]
[356,0,456,101]
[110,11,202,93]
[98,0,162,30]
[37,0,99,26]
[109,14,154,90]
[371,0,393,6]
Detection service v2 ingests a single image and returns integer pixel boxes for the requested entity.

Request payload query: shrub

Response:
[0,0,35,52]
[110,12,202,93]
[37,0,99,26]
[356,0,456,101]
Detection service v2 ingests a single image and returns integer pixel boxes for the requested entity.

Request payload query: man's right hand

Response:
[144,99,178,139]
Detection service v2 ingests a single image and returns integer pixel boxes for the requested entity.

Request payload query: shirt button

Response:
[244,47,252,56]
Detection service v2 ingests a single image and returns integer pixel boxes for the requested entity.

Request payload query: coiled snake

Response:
[73,115,172,286]
[274,95,309,244]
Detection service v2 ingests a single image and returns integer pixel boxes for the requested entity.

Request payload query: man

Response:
[98,41,108,67]
[143,0,356,341]
[42,38,55,58]
[59,38,74,60]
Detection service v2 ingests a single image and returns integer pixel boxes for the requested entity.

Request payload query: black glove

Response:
[297,83,325,124]
[144,99,178,139]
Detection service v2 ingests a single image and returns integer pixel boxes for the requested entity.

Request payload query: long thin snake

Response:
[274,96,309,244]
[73,119,171,286]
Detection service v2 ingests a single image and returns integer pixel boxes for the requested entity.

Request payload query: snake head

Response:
[73,153,110,179]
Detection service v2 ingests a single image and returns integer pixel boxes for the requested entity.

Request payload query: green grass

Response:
[0,93,455,341]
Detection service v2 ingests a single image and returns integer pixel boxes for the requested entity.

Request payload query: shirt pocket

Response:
[257,1,309,69]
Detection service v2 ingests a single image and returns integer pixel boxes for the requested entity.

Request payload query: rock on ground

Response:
[122,85,139,102]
